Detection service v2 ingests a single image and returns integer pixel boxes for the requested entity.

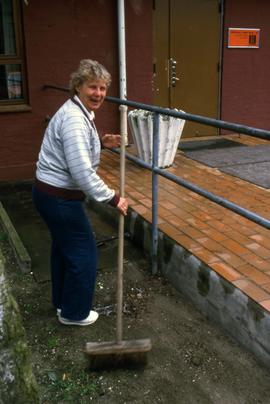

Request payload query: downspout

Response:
[117,0,128,145]
[218,0,224,132]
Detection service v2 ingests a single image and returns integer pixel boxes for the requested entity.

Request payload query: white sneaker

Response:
[56,308,61,316]
[58,310,99,326]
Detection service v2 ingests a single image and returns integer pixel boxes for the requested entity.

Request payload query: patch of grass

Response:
[42,368,100,403]
[47,335,59,349]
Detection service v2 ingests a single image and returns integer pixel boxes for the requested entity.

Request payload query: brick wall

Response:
[222,0,270,131]
[0,0,153,181]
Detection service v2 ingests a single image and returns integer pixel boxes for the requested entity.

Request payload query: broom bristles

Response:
[85,339,152,371]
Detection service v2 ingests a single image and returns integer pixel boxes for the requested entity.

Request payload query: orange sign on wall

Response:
[228,28,260,48]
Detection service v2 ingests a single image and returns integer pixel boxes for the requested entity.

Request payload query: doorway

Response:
[153,0,223,138]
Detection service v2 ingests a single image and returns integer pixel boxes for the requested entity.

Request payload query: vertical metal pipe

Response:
[218,0,224,125]
[116,0,127,344]
[118,0,127,100]
[152,112,159,275]
[117,0,128,145]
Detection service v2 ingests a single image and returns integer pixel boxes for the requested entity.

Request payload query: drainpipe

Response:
[117,0,128,146]
[117,0,128,341]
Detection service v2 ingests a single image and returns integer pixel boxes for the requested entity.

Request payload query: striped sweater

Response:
[36,95,115,203]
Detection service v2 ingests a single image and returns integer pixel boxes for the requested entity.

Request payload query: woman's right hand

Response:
[117,197,128,216]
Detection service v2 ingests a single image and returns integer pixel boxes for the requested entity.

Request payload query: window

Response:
[0,0,29,111]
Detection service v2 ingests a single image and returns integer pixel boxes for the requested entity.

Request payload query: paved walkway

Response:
[99,134,270,314]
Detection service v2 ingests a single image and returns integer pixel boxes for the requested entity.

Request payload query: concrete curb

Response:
[0,202,31,273]
[88,200,270,370]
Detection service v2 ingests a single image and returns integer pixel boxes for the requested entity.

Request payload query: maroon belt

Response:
[35,178,85,201]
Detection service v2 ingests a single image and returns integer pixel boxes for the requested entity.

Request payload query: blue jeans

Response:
[32,186,97,320]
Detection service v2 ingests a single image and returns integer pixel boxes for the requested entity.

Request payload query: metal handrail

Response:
[106,96,270,141]
[43,84,270,273]
[43,85,270,140]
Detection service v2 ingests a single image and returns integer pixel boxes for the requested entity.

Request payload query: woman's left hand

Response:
[101,134,121,149]
[117,197,129,216]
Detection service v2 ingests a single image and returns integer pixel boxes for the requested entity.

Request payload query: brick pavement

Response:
[98,134,270,313]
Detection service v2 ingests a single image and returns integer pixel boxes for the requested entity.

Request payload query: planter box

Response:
[128,109,185,168]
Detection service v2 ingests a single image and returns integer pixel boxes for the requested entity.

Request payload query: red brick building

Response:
[0,0,153,181]
[222,0,270,130]
[0,0,269,181]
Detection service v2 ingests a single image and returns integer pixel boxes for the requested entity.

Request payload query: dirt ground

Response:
[1,184,270,403]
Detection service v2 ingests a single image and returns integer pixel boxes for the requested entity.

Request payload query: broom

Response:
[85,105,152,370]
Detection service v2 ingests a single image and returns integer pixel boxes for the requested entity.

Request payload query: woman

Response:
[33,59,128,326]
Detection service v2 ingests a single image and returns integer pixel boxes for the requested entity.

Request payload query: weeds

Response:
[47,335,59,349]
[42,368,99,402]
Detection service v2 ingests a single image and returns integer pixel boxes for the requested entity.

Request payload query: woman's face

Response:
[76,79,107,111]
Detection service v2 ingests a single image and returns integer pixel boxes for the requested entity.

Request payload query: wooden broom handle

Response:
[116,105,127,344]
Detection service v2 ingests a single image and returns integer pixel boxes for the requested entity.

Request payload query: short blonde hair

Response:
[69,59,111,96]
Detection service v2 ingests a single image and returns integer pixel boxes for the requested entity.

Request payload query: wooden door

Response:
[154,0,222,138]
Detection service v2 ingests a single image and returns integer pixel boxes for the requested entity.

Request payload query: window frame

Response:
[0,0,30,112]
